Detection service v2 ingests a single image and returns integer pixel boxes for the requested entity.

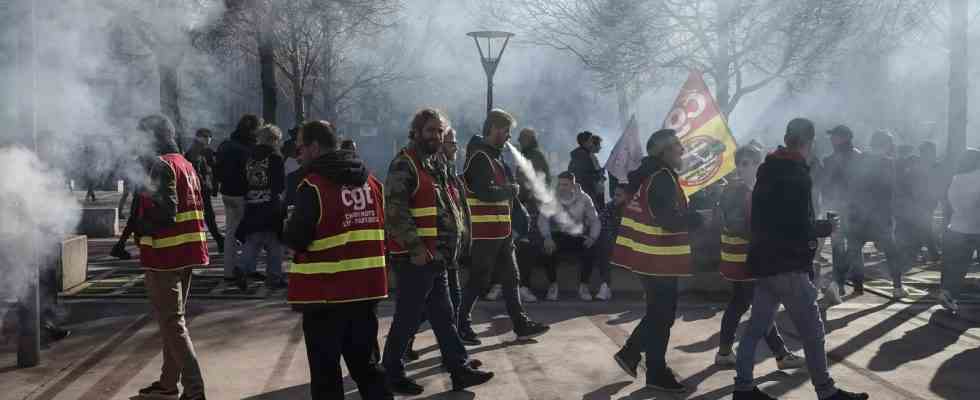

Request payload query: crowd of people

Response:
[115,102,980,400]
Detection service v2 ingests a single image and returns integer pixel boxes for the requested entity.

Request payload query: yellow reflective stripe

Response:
[308,229,385,252]
[620,217,686,236]
[721,252,747,263]
[410,207,437,217]
[471,215,511,223]
[175,210,204,223]
[139,232,207,249]
[721,235,749,245]
[466,198,509,206]
[615,235,691,256]
[290,256,387,274]
[417,227,437,237]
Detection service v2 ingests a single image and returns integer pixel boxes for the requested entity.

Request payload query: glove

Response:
[543,238,557,255]
[815,219,834,238]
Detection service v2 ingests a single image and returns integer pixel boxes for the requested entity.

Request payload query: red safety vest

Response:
[137,154,209,271]
[288,174,388,304]
[610,169,693,276]
[463,151,511,240]
[719,188,752,281]
[386,148,439,257]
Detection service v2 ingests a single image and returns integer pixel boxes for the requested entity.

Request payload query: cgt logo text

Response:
[341,183,375,211]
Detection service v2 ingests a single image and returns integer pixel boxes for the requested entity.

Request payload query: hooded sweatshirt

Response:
[282,150,370,252]
[235,144,285,241]
[537,184,600,243]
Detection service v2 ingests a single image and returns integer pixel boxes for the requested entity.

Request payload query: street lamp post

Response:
[466,31,514,114]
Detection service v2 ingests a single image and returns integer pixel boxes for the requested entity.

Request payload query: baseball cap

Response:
[826,125,853,138]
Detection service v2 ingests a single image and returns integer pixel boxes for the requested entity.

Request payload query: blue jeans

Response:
[735,272,837,399]
[383,258,468,378]
[240,231,283,282]
[622,276,677,379]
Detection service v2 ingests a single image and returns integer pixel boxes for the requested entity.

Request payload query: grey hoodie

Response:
[537,184,601,243]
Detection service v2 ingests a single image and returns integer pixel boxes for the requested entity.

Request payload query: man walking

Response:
[282,120,391,400]
[610,129,702,393]
[383,109,493,394]
[216,114,260,279]
[732,118,867,400]
[458,109,551,345]
[821,125,861,303]
[184,128,224,252]
[131,115,209,400]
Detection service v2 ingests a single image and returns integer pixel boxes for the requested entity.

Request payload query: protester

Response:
[838,130,908,299]
[820,125,862,304]
[382,109,493,395]
[235,124,286,290]
[282,120,392,400]
[131,115,209,400]
[458,108,550,345]
[536,171,601,301]
[938,148,980,313]
[611,128,702,393]
[732,118,867,400]
[568,131,605,208]
[715,144,804,370]
[215,114,260,280]
[911,141,943,261]
[184,128,225,253]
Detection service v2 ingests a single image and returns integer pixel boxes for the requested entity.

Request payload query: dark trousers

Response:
[839,223,906,286]
[517,240,552,287]
[719,281,787,356]
[579,234,610,285]
[415,267,463,338]
[622,276,677,379]
[201,190,224,246]
[383,260,467,378]
[459,236,530,331]
[302,301,390,400]
[941,230,980,299]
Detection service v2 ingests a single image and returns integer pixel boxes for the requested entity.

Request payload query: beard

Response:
[420,138,441,154]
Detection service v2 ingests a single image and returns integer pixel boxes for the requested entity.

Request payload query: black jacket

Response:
[748,147,830,277]
[463,136,513,203]
[283,151,369,252]
[569,146,604,203]
[184,143,216,194]
[215,132,251,197]
[235,145,285,241]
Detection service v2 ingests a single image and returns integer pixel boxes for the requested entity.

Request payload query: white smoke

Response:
[504,142,583,236]
[0,147,81,302]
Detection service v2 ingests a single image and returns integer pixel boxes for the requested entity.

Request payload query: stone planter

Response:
[78,208,118,238]
[56,235,88,291]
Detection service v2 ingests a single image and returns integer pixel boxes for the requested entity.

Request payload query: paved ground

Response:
[2,190,980,399]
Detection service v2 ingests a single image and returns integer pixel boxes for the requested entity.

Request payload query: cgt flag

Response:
[604,114,644,182]
[662,71,737,196]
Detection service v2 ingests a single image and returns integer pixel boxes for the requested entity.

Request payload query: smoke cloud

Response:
[505,142,583,235]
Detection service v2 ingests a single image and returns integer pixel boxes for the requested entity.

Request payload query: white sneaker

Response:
[519,286,538,303]
[546,283,559,301]
[893,286,909,300]
[776,352,805,369]
[578,284,593,301]
[939,290,960,313]
[825,281,843,305]
[714,351,736,367]
[595,283,612,301]
[485,284,503,301]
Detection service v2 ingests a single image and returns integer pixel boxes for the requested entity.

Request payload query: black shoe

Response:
[387,376,424,395]
[614,348,640,378]
[732,387,777,400]
[110,243,132,260]
[138,382,179,398]
[459,326,482,346]
[646,367,686,393]
[404,348,420,362]
[852,281,864,296]
[514,320,550,340]
[45,326,71,342]
[451,366,494,391]
[249,271,267,281]
[825,389,869,400]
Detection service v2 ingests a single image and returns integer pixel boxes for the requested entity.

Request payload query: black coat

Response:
[215,134,251,197]
[748,147,829,277]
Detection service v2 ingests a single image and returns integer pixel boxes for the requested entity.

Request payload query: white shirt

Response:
[947,169,980,234]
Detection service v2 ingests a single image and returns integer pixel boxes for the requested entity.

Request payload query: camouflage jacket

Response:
[385,143,466,263]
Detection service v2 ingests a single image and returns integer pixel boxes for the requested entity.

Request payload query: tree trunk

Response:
[159,59,185,150]
[258,27,278,125]
[714,1,733,118]
[947,0,968,168]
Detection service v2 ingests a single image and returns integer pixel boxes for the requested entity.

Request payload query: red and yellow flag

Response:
[662,71,737,196]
